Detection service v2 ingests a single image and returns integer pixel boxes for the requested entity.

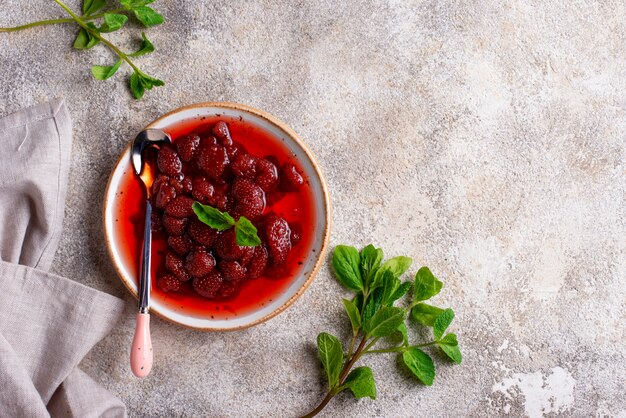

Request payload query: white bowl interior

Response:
[104,105,328,330]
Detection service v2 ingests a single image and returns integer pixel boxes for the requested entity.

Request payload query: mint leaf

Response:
[192,203,259,246]
[402,347,435,385]
[380,270,400,306]
[129,32,155,57]
[433,308,454,340]
[438,333,458,346]
[121,0,155,8]
[133,6,164,27]
[192,201,235,230]
[98,13,128,32]
[372,256,412,289]
[391,281,412,303]
[411,303,444,327]
[395,322,409,346]
[73,23,100,49]
[129,71,144,99]
[83,0,106,15]
[414,267,442,301]
[339,367,376,399]
[317,333,343,388]
[363,306,405,338]
[91,60,122,80]
[332,245,363,292]
[352,293,363,313]
[234,217,261,246]
[130,71,164,98]
[362,287,382,325]
[382,256,413,277]
[437,333,462,364]
[342,299,361,334]
[138,72,164,89]
[360,244,383,287]
[380,273,412,306]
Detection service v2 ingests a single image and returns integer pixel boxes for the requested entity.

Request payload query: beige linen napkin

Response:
[0,99,127,417]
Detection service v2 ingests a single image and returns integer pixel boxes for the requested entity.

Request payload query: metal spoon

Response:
[129,128,172,378]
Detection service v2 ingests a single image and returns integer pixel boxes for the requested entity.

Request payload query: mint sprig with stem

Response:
[300,244,462,417]
[0,0,164,99]
[192,201,261,247]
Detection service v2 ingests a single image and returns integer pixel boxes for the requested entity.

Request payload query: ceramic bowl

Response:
[103,102,331,330]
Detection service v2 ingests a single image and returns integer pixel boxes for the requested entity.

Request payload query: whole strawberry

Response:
[193,271,224,298]
[232,178,265,220]
[165,196,195,218]
[219,260,247,283]
[255,158,278,192]
[157,145,182,177]
[264,215,291,265]
[166,252,190,281]
[157,274,182,293]
[188,218,219,247]
[185,249,216,278]
[176,134,200,162]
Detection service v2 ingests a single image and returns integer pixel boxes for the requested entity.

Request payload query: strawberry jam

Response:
[112,116,316,320]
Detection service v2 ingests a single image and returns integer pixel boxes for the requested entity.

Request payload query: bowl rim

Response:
[102,101,332,331]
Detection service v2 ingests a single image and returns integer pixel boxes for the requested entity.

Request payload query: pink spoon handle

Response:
[130,312,153,378]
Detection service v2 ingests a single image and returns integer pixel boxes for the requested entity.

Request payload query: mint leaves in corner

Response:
[1,0,164,100]
[300,244,462,417]
[192,201,261,247]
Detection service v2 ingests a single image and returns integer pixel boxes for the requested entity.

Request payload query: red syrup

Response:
[112,115,317,320]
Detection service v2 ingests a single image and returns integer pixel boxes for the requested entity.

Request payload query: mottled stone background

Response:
[1,1,625,417]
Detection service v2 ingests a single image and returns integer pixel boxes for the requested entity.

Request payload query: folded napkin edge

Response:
[0,98,68,131]
[0,259,126,318]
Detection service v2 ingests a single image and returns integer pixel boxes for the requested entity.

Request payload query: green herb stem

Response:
[301,336,369,418]
[363,341,437,355]
[299,390,335,418]
[363,347,403,355]
[405,300,422,313]
[0,8,125,33]
[361,290,369,314]
[0,17,74,32]
[51,0,140,73]
[362,337,380,353]
[86,33,139,73]
[346,333,357,360]
[306,245,462,416]
[338,336,368,384]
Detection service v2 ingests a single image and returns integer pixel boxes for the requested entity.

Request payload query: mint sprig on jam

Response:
[300,244,462,418]
[192,201,261,247]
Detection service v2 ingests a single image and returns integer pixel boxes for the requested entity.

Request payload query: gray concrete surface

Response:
[1,1,625,417]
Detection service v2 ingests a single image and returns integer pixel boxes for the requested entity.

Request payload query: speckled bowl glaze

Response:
[103,102,331,331]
